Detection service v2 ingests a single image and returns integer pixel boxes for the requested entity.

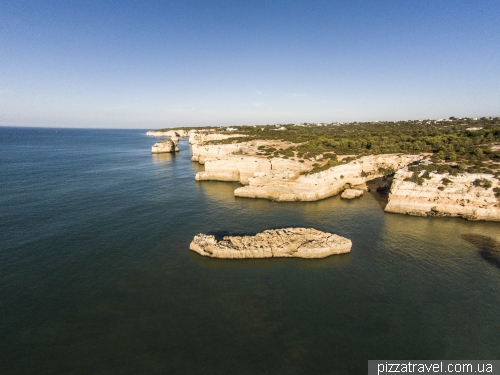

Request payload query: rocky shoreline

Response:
[149,128,500,221]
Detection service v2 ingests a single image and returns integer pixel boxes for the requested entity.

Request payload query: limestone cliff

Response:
[190,228,352,259]
[234,154,422,201]
[191,139,311,184]
[196,156,309,185]
[385,170,500,221]
[151,139,179,154]
[191,143,243,164]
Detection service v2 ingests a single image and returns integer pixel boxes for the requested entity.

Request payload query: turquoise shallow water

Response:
[1,127,499,374]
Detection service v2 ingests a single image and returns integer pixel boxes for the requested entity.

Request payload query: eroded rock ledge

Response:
[189,228,352,259]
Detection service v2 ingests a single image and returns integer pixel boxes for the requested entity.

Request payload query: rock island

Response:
[190,228,352,259]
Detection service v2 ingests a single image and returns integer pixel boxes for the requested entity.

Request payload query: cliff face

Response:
[234,154,422,201]
[189,228,352,259]
[196,156,272,184]
[385,170,500,221]
[191,143,243,164]
[191,139,310,184]
[151,139,179,154]
[196,156,308,185]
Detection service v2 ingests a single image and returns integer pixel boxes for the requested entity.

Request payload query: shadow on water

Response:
[462,234,500,269]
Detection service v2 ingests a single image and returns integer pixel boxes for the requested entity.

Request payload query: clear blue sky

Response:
[1,0,499,128]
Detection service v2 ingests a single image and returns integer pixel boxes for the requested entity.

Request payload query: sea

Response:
[1,126,499,375]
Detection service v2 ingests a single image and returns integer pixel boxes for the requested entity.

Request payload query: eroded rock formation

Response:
[190,228,352,259]
[234,154,422,201]
[151,139,179,154]
[385,169,500,221]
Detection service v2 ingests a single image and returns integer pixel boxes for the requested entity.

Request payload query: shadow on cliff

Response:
[462,234,500,269]
[366,176,392,210]
[206,230,258,241]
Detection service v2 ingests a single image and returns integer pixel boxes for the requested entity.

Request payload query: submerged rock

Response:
[151,139,179,154]
[462,234,500,269]
[189,228,352,259]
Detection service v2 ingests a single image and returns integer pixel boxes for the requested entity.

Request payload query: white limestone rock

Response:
[234,154,422,201]
[151,139,179,154]
[191,143,243,164]
[190,228,352,259]
[385,170,500,221]
[341,189,364,199]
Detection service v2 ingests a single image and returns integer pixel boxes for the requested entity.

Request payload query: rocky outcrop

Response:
[234,154,422,201]
[341,189,364,199]
[195,156,309,185]
[151,139,179,154]
[189,228,352,259]
[191,143,243,164]
[147,130,190,138]
[385,170,500,221]
[196,156,271,184]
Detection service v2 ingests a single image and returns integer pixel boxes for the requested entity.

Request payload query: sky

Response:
[1,0,499,129]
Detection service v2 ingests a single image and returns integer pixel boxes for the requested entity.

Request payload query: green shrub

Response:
[473,178,493,189]
[441,178,452,185]
[422,170,431,179]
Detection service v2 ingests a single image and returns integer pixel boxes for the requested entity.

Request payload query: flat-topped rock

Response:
[151,139,179,154]
[341,189,364,199]
[189,228,352,259]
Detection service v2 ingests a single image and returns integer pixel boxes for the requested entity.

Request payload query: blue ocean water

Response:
[1,127,499,374]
